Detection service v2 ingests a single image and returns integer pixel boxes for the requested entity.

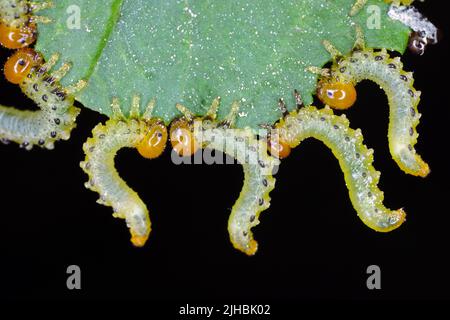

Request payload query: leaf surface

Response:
[36,0,409,128]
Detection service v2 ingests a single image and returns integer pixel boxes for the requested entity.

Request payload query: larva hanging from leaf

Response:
[0,0,52,49]
[275,104,406,232]
[174,100,280,256]
[81,96,166,247]
[0,49,86,150]
[81,96,278,255]
[310,27,429,177]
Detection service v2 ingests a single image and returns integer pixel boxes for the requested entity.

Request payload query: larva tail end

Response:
[230,238,259,256]
[131,234,150,247]
[365,208,406,233]
[397,157,430,178]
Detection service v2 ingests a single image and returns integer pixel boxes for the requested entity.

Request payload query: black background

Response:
[0,1,449,307]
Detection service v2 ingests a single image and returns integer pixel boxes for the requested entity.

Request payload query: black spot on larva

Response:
[18,59,26,66]
[89,146,95,153]
[388,63,397,69]
[33,84,38,91]
[45,76,55,84]
[375,209,379,213]
[258,160,265,168]
[42,94,48,102]
[243,231,248,237]
[356,153,360,158]
[400,75,408,82]
[333,125,339,130]
[52,105,57,111]
[320,117,325,121]
[50,131,57,138]
[410,127,414,136]
[38,139,45,145]
[350,58,358,63]
[250,215,256,223]
[259,198,264,206]
[345,136,350,142]
[410,108,416,117]
[262,179,268,187]
[85,162,91,170]
[99,134,106,139]
[22,142,29,147]
[408,90,415,98]
[157,132,163,138]
[368,192,372,198]
[375,56,383,61]
[339,67,346,73]
[408,144,413,151]
[54,118,61,125]
[362,172,367,178]
[55,91,66,100]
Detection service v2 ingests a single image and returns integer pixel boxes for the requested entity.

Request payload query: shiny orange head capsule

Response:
[0,23,36,49]
[268,135,291,159]
[317,81,357,110]
[4,48,43,84]
[137,121,168,159]
[170,118,199,157]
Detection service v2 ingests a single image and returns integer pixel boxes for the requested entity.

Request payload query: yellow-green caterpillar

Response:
[81,96,279,255]
[184,100,279,256]
[313,27,429,177]
[275,105,406,232]
[0,53,86,150]
[81,96,156,247]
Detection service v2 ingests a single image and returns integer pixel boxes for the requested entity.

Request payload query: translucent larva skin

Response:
[81,118,152,247]
[330,48,429,177]
[193,119,279,256]
[0,55,82,150]
[276,106,406,232]
[0,0,31,28]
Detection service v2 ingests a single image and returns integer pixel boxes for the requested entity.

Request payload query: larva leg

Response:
[277,106,406,232]
[81,96,167,247]
[350,0,368,16]
[176,100,279,256]
[315,29,430,177]
[0,53,86,150]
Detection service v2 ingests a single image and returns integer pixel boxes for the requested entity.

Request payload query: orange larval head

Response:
[4,48,42,84]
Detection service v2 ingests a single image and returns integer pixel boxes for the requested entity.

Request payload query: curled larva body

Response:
[329,48,429,177]
[81,118,151,247]
[276,106,406,232]
[0,54,85,150]
[194,120,279,256]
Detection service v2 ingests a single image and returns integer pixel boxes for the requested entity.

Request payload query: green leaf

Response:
[36,0,410,129]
